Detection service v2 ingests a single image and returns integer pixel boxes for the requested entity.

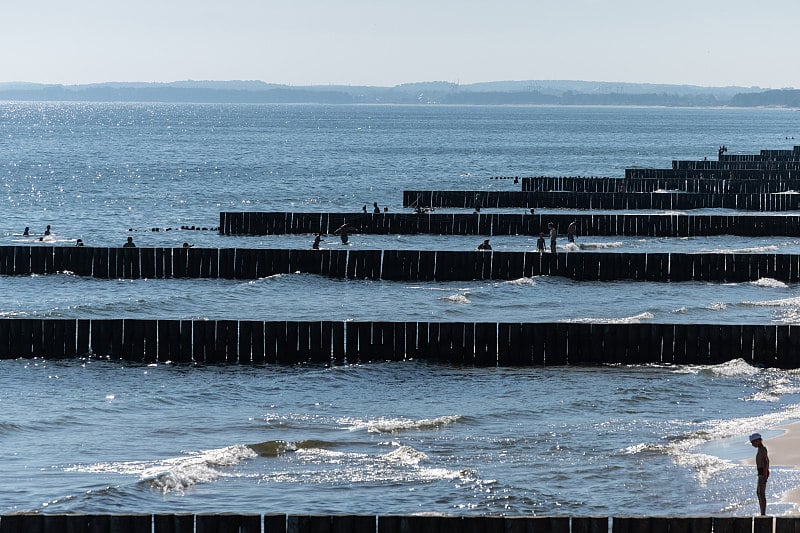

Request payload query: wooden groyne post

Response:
[3,246,800,283]
[1,319,798,368]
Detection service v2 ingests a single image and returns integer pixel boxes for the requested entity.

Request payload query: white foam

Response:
[283,444,470,484]
[339,414,463,433]
[710,245,780,254]
[751,278,789,289]
[564,312,654,324]
[66,444,257,494]
[741,296,800,308]
[625,405,800,486]
[440,293,470,304]
[578,241,624,250]
[252,273,285,283]
[382,445,429,466]
[625,402,800,487]
[675,358,762,378]
[504,277,535,286]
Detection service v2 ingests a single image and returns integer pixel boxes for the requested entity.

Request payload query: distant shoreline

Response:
[0,80,798,108]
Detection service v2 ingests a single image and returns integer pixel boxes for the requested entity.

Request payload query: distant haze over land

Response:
[0,80,798,107]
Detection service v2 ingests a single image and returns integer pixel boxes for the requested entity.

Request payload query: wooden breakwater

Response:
[522,176,800,194]
[626,168,800,180]
[402,190,800,210]
[2,319,799,368]
[3,246,800,283]
[220,211,800,237]
[0,514,789,533]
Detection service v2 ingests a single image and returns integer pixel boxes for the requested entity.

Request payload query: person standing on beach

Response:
[749,432,770,515]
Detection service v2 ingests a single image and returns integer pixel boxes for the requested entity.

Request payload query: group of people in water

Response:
[484,220,577,254]
[21,225,55,243]
[311,207,582,255]
[22,210,582,255]
[19,225,195,249]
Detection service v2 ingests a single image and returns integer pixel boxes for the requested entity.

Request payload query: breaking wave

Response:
[338,414,464,433]
[563,312,654,324]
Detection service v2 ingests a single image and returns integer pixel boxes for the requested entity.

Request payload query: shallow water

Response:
[2,358,800,516]
[2,103,800,516]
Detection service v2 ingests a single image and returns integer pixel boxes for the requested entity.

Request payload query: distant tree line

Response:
[0,83,797,107]
[729,89,800,108]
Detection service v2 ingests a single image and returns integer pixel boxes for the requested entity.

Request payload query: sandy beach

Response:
[742,422,800,513]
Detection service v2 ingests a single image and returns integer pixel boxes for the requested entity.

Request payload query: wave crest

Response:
[439,293,470,304]
[339,414,464,433]
[504,277,535,286]
[564,312,654,324]
[750,278,789,289]
[67,444,258,494]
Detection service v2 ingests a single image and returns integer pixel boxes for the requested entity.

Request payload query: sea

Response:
[2,103,800,517]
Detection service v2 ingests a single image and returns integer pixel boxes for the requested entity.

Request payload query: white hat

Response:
[749,433,762,442]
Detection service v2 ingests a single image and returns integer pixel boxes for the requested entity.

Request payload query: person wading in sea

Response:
[749,432,770,515]
[333,223,358,245]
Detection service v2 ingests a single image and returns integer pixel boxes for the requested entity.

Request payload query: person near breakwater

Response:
[749,433,770,515]
[75,239,84,247]
[567,220,577,243]
[537,233,545,253]
[22,227,29,236]
[312,233,323,249]
[477,239,491,251]
[44,225,51,236]
[334,223,357,244]
[123,236,136,248]
[373,202,381,214]
[548,222,557,253]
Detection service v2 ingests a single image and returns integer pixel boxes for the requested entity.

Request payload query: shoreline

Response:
[741,421,800,514]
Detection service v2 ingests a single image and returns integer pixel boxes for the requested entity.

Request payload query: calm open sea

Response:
[2,103,800,517]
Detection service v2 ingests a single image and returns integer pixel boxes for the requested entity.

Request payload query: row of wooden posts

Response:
[220,211,800,237]
[0,513,789,533]
[624,168,800,180]
[726,146,800,159]
[673,160,800,170]
[625,148,800,180]
[4,245,800,283]
[403,190,800,210]
[521,176,800,193]
[2,319,799,368]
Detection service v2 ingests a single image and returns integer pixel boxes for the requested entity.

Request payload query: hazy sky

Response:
[3,0,798,88]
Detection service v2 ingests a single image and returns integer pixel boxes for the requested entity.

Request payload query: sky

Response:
[2,0,799,89]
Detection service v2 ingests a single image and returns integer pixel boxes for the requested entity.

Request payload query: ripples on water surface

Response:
[3,274,800,325]
[2,359,800,516]
[2,104,800,516]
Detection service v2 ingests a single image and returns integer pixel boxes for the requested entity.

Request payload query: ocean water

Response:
[2,103,800,517]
